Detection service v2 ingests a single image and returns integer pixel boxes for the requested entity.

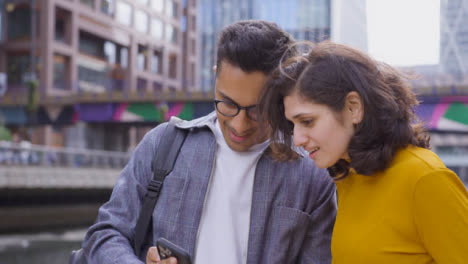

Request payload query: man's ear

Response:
[213,65,217,73]
[345,91,363,124]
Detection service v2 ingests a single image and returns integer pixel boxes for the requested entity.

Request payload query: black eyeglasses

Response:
[214,99,258,121]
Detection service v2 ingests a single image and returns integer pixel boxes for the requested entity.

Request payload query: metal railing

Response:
[0,141,130,169]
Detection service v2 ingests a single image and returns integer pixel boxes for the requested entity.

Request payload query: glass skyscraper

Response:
[197,0,331,91]
[440,0,468,81]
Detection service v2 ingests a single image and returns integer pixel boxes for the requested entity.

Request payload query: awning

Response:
[36,107,52,124]
[55,106,77,125]
[165,103,193,121]
[76,103,114,122]
[417,96,468,132]
[113,103,164,122]
[0,107,27,125]
[35,106,77,125]
[72,101,213,123]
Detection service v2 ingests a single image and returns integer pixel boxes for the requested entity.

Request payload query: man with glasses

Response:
[82,20,336,264]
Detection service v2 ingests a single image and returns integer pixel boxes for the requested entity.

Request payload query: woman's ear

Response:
[345,91,363,124]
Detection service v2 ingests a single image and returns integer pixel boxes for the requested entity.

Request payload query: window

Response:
[168,86,176,92]
[166,24,177,44]
[55,17,65,42]
[153,81,163,93]
[79,31,124,66]
[136,0,149,5]
[104,41,116,64]
[7,54,29,85]
[181,15,186,32]
[120,47,128,68]
[172,1,178,18]
[150,0,164,13]
[190,38,196,55]
[80,0,95,8]
[168,53,177,79]
[101,0,115,16]
[152,50,163,74]
[111,64,125,91]
[79,31,105,58]
[151,19,164,40]
[116,0,132,26]
[135,10,149,33]
[191,15,196,31]
[55,7,71,44]
[137,78,147,92]
[7,7,30,40]
[137,45,148,71]
[78,59,108,93]
[53,54,70,90]
[165,0,172,17]
[189,62,195,86]
[166,0,178,18]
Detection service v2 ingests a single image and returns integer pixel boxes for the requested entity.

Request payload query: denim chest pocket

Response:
[262,205,311,263]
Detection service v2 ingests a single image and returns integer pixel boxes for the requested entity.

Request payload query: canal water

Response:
[0,229,85,264]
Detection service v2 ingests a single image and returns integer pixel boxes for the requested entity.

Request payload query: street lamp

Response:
[27,0,38,113]
[5,2,14,12]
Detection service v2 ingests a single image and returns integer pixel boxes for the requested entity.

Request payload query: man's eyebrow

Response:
[217,89,235,102]
[216,89,257,107]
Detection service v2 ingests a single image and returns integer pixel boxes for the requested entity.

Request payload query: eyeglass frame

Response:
[214,99,258,121]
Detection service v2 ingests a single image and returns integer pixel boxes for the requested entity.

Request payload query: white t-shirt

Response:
[193,120,269,264]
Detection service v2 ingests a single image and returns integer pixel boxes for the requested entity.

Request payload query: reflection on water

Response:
[0,229,85,264]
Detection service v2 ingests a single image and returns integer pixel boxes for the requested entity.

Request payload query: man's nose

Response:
[230,109,251,133]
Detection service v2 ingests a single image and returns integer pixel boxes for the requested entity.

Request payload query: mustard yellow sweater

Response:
[332,146,468,264]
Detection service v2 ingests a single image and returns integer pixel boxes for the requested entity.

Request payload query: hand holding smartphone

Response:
[156,238,192,264]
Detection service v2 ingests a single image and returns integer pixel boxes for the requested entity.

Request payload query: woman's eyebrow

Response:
[292,113,308,120]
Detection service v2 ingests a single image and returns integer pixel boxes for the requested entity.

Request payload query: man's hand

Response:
[146,246,178,264]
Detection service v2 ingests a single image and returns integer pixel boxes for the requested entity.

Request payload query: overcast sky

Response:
[366,0,440,66]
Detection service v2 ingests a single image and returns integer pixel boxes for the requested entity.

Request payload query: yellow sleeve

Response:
[413,169,468,264]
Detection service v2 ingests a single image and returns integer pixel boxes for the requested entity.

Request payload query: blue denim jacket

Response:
[82,112,336,264]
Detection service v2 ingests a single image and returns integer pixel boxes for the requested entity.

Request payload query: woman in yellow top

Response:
[259,41,468,264]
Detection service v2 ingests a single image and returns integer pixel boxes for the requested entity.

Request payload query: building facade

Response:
[330,0,367,52]
[440,0,468,80]
[0,0,211,151]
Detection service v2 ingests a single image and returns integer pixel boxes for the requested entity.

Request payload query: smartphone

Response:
[156,238,192,264]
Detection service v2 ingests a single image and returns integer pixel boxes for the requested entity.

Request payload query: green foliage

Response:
[26,79,39,112]
[0,126,12,141]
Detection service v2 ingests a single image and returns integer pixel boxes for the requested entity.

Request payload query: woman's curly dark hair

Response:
[259,41,430,180]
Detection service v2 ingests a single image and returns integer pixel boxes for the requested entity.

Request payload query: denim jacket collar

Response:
[170,111,217,130]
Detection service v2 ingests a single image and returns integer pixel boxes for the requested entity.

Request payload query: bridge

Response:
[0,141,129,232]
[0,141,127,188]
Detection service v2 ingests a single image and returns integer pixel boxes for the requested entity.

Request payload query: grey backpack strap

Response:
[134,122,187,257]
